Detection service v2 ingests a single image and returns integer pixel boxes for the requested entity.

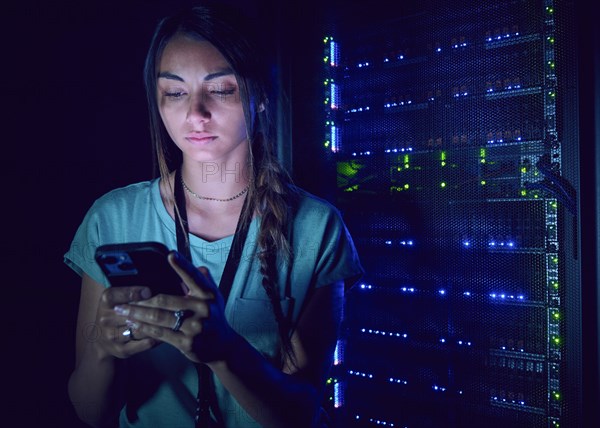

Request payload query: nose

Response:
[186,94,210,123]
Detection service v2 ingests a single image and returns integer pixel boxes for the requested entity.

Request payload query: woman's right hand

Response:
[94,286,158,359]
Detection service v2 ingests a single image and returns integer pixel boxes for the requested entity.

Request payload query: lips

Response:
[185,132,217,144]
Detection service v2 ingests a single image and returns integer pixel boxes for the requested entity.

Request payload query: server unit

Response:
[317,0,588,426]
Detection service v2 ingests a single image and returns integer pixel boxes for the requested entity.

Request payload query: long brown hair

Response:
[143,2,296,364]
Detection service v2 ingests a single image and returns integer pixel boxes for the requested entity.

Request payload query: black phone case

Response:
[95,242,183,295]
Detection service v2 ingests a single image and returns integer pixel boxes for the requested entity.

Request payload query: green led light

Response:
[404,163,410,169]
[440,182,446,188]
[404,184,409,189]
[553,391,561,400]
[441,161,446,167]
[546,6,554,14]
[324,141,330,148]
[480,148,486,158]
[480,158,486,164]
[520,189,527,196]
[553,336,561,346]
[480,180,486,185]
[521,166,527,173]
[552,311,560,320]
[441,151,447,161]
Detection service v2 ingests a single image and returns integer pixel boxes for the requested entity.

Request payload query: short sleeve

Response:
[313,208,364,289]
[64,200,111,287]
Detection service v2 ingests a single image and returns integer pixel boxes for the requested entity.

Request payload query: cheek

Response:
[231,109,247,138]
[159,104,181,129]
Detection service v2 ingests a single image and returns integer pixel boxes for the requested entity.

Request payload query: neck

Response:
[181,160,251,201]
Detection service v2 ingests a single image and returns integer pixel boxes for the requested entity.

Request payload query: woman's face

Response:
[157,34,248,165]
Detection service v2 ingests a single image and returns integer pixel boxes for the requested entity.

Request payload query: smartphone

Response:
[95,242,184,295]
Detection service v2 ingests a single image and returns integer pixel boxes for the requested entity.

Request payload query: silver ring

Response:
[123,327,138,340]
[172,310,187,332]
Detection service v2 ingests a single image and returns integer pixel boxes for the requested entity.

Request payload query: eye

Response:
[164,91,187,98]
[210,88,236,97]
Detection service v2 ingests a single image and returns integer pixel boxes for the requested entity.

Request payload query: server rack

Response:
[317,0,586,426]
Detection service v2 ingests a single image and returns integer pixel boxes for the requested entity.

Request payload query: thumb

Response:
[167,251,216,299]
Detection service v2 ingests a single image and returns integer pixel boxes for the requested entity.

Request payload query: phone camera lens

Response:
[118,262,136,272]
[101,256,118,265]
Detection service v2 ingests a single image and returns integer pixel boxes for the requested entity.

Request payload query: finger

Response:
[168,251,215,299]
[114,303,206,330]
[120,325,135,343]
[123,320,148,341]
[120,337,157,356]
[103,286,152,307]
[135,318,200,356]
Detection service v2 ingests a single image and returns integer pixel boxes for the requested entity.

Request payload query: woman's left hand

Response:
[113,251,238,363]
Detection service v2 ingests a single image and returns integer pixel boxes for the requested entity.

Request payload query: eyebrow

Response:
[157,68,234,82]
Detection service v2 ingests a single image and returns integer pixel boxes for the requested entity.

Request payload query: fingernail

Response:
[141,288,151,299]
[114,305,129,316]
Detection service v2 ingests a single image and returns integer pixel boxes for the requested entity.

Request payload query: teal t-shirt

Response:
[64,178,363,428]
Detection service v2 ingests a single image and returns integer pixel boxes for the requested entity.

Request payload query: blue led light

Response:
[368,418,395,426]
[439,289,446,295]
[489,292,527,302]
[330,125,338,152]
[329,41,339,67]
[333,382,343,408]
[330,83,339,110]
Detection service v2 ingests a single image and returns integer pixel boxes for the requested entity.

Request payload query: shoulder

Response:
[287,185,348,237]
[91,179,158,213]
[288,185,342,220]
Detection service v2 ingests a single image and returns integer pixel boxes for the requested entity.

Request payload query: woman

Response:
[64,3,363,427]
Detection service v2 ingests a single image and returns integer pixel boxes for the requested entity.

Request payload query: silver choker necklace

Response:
[181,176,249,202]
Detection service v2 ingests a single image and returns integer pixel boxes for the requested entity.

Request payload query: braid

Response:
[259,247,295,366]
[252,137,297,367]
